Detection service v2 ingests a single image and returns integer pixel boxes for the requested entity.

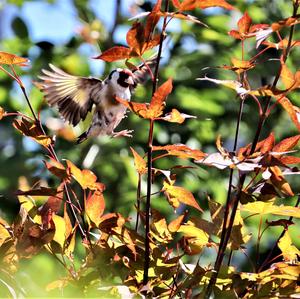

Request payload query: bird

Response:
[39,59,155,143]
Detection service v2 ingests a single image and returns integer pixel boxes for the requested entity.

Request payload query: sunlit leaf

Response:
[178,222,209,254]
[161,108,196,124]
[116,78,172,119]
[0,51,29,66]
[168,214,185,233]
[13,117,52,147]
[66,160,105,191]
[130,147,147,175]
[0,107,5,120]
[277,97,300,131]
[178,0,235,11]
[278,230,300,262]
[46,279,70,292]
[0,218,11,247]
[271,16,300,32]
[197,76,248,94]
[86,190,105,227]
[95,46,132,62]
[52,215,66,250]
[153,144,206,160]
[272,135,300,153]
[270,166,294,196]
[241,201,300,218]
[163,180,203,212]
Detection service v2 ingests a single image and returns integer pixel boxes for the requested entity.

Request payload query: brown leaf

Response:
[13,117,52,147]
[16,187,59,197]
[86,190,105,227]
[260,132,275,153]
[271,16,300,32]
[95,46,132,62]
[0,51,29,66]
[130,147,147,175]
[44,157,68,180]
[126,22,145,55]
[270,166,294,196]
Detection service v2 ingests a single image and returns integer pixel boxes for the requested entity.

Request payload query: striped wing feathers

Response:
[39,64,103,126]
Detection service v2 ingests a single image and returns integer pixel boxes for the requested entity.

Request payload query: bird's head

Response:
[109,68,135,89]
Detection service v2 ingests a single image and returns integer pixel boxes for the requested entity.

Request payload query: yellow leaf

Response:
[86,190,105,227]
[52,215,66,249]
[0,51,29,66]
[0,218,11,246]
[278,231,300,261]
[0,107,5,120]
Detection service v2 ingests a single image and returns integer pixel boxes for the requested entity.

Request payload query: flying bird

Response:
[39,59,155,143]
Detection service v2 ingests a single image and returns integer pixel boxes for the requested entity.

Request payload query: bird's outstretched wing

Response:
[39,64,103,126]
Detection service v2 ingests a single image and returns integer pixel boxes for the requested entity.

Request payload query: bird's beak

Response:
[125,76,135,85]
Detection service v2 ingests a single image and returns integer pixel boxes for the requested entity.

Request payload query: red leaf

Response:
[86,190,105,227]
[238,11,252,34]
[273,135,300,153]
[95,46,132,62]
[153,0,162,11]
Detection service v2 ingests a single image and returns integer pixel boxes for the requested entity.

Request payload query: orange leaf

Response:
[0,107,5,120]
[86,190,105,227]
[149,78,173,118]
[271,16,300,32]
[230,58,255,74]
[259,132,275,153]
[130,147,147,175]
[168,214,185,232]
[277,97,300,131]
[161,108,196,124]
[273,135,300,153]
[153,144,206,160]
[238,12,252,34]
[179,0,235,10]
[0,51,29,66]
[280,61,295,90]
[163,180,203,212]
[95,46,132,62]
[126,22,145,55]
[116,78,172,119]
[66,160,105,191]
[270,166,294,197]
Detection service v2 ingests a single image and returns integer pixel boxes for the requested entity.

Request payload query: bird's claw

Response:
[112,129,134,138]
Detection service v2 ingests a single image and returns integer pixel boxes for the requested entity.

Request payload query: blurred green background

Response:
[0,0,299,296]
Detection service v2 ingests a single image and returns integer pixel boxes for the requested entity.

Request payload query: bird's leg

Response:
[112,129,134,138]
